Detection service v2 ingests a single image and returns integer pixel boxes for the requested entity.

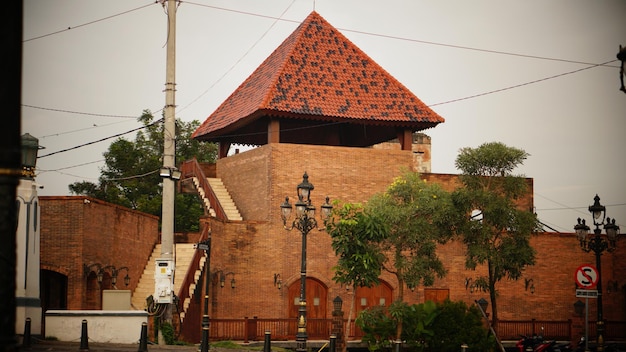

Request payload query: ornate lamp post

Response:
[280,172,332,352]
[574,194,620,352]
[195,235,211,352]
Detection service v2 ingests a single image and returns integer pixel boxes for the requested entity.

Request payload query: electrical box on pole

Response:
[154,259,175,304]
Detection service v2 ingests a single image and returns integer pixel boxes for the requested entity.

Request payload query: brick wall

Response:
[204,143,626,325]
[40,196,159,310]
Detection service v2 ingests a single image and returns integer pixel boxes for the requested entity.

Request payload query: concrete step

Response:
[206,178,243,221]
[131,243,205,317]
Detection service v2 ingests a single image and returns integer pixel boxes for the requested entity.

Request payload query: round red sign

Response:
[574,264,599,289]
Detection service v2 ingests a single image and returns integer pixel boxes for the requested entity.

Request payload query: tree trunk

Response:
[395,277,405,341]
[343,289,355,352]
[488,262,498,330]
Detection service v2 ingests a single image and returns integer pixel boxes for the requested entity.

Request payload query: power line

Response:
[183,1,619,68]
[106,169,160,181]
[38,159,105,173]
[37,119,163,159]
[22,104,140,119]
[23,2,156,42]
[429,59,617,106]
[39,120,136,139]
[342,28,619,69]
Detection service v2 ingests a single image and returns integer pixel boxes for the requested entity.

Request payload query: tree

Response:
[69,110,217,232]
[327,202,387,348]
[365,171,457,340]
[452,142,539,328]
[356,299,494,352]
[429,300,495,352]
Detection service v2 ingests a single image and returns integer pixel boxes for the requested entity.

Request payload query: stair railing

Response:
[176,217,210,317]
[180,158,228,221]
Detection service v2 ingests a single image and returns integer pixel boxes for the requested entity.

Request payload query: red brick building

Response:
[185,11,625,340]
[39,196,159,315]
[37,10,625,344]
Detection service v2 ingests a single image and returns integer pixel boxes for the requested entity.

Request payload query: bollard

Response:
[263,330,271,352]
[22,317,32,348]
[138,322,148,352]
[329,334,336,352]
[79,319,89,351]
[393,339,402,352]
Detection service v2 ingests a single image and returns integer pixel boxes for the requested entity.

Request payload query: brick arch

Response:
[287,277,328,319]
[40,263,70,277]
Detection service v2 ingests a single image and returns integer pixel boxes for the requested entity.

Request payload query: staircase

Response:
[131,243,205,323]
[193,177,243,221]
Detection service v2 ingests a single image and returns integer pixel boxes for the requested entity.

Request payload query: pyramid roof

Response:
[192,11,444,147]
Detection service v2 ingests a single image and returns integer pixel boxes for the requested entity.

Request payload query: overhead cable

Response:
[23,2,156,42]
[37,118,163,158]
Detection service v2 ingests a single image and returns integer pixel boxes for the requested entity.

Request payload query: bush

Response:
[356,300,496,352]
[356,304,397,351]
[160,321,175,345]
[429,300,496,352]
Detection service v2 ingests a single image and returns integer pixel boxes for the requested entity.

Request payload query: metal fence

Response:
[204,317,625,342]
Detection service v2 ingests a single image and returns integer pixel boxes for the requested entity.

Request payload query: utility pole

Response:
[154,0,177,326]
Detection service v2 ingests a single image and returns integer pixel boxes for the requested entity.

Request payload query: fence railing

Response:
[179,158,227,220]
[496,319,572,340]
[201,318,626,342]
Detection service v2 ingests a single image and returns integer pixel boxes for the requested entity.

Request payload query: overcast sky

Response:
[22,0,625,233]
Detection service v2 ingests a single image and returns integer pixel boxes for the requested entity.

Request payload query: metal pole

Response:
[263,330,271,352]
[593,228,604,352]
[160,0,177,323]
[200,237,211,352]
[296,215,308,352]
[585,298,589,352]
[138,322,148,352]
[80,320,89,351]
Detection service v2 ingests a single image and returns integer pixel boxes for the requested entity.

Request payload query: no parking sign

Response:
[575,264,599,289]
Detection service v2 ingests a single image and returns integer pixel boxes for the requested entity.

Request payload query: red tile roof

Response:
[192,11,444,144]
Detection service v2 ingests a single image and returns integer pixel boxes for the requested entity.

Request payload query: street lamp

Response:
[195,236,211,352]
[111,266,131,287]
[574,194,620,352]
[214,270,236,289]
[280,172,332,352]
[21,133,42,179]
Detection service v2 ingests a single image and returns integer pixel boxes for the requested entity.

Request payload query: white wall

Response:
[45,310,148,343]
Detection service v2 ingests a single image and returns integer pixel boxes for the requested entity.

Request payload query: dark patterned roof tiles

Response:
[193,11,443,140]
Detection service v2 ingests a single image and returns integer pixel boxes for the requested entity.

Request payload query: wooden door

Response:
[354,280,393,314]
[423,288,449,304]
[287,277,328,319]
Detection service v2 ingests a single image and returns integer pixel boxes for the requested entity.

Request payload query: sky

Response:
[22,0,626,233]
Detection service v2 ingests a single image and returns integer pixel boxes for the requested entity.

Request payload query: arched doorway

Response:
[287,277,328,338]
[354,280,393,315]
[287,277,328,319]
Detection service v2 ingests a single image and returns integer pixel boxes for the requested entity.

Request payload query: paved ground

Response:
[21,339,196,351]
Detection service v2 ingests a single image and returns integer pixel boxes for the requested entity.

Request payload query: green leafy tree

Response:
[69,110,217,232]
[366,171,457,340]
[452,142,539,328]
[355,304,396,352]
[401,300,439,351]
[357,300,492,352]
[429,300,495,352]
[327,202,387,347]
